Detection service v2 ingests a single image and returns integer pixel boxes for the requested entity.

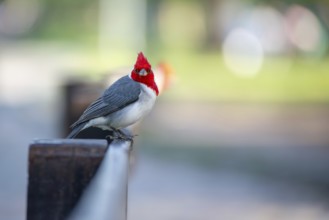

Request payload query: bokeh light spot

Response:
[222,28,264,77]
[285,5,322,53]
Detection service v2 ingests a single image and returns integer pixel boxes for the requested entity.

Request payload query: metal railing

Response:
[69,139,131,220]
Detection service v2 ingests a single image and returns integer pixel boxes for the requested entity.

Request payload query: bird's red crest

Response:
[131,52,159,96]
[134,52,151,70]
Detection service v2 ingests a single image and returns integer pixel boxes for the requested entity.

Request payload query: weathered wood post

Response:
[27,129,132,220]
[27,139,108,220]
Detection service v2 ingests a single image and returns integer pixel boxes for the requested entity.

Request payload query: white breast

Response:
[110,84,156,128]
[85,84,156,130]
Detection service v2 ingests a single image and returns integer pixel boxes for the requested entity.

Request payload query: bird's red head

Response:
[131,52,159,96]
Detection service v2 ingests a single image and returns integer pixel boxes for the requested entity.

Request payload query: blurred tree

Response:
[28,0,98,42]
[202,0,223,49]
[145,0,162,52]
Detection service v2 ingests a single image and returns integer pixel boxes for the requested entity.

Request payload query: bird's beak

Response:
[139,69,147,76]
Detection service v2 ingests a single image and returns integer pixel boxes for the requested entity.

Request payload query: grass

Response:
[33,43,328,103]
[28,15,329,103]
[159,51,329,103]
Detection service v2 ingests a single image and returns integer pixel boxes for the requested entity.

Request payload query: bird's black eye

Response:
[135,69,139,73]
[146,69,150,73]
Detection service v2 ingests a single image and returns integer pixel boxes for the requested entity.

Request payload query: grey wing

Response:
[70,76,141,128]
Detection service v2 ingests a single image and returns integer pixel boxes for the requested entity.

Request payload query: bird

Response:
[67,52,159,140]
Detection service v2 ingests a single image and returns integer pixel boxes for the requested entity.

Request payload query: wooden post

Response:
[27,139,108,220]
[62,81,103,137]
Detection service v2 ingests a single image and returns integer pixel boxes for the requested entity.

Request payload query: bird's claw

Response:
[106,130,137,142]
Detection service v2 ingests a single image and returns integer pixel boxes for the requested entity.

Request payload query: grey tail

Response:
[67,123,86,139]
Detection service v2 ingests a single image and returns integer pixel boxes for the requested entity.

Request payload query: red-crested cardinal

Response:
[67,52,159,140]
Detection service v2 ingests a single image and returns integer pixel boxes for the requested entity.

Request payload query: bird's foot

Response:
[107,129,136,142]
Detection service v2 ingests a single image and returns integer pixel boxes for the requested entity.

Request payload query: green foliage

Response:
[29,0,98,43]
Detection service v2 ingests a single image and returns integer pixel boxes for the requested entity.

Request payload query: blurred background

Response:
[1,0,329,219]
